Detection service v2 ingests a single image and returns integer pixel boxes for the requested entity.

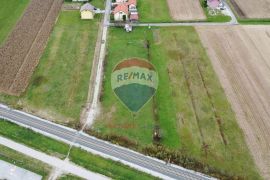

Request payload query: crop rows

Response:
[0,0,63,95]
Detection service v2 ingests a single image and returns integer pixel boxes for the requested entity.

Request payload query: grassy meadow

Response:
[138,0,172,22]
[93,26,260,179]
[0,0,30,45]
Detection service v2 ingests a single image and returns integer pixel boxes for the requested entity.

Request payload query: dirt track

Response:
[196,25,270,179]
[230,0,270,18]
[0,0,63,95]
[166,0,206,21]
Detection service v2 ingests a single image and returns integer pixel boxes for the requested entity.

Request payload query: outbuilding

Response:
[80,3,96,19]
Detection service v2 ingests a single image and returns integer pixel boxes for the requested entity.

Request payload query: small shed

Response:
[80,3,96,19]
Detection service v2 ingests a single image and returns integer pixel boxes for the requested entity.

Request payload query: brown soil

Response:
[196,25,270,179]
[0,0,63,96]
[166,0,206,21]
[230,0,270,18]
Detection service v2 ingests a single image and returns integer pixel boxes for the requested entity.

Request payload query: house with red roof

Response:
[112,0,139,21]
[113,4,129,21]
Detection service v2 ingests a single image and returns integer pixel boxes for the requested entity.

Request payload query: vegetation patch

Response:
[138,0,171,22]
[92,26,261,179]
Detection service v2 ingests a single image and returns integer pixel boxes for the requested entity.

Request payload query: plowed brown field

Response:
[166,0,206,21]
[0,0,63,95]
[196,25,270,179]
[230,0,270,18]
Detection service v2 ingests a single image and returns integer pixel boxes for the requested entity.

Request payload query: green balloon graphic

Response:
[111,58,159,113]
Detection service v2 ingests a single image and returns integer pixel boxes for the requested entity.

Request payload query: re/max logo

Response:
[116,72,153,82]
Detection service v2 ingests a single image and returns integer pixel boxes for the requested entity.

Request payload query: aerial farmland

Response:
[0,0,270,179]
[229,0,270,19]
[167,0,206,20]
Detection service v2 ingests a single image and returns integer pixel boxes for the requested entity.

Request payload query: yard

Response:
[93,27,260,179]
[0,9,101,126]
[0,0,30,45]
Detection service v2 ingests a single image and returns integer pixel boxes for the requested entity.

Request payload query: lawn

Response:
[0,144,51,179]
[93,26,261,179]
[0,0,30,45]
[0,119,157,180]
[138,0,172,22]
[0,8,101,126]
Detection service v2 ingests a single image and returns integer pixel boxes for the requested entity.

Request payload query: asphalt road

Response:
[0,105,215,180]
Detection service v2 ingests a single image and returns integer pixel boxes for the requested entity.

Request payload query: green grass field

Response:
[138,0,171,22]
[93,27,261,179]
[0,119,157,180]
[0,9,101,126]
[0,0,30,45]
[0,144,51,179]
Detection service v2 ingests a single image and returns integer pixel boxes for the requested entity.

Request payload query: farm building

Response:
[113,4,129,21]
[80,3,96,19]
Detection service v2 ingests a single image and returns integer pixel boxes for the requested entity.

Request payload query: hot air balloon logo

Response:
[111,58,158,113]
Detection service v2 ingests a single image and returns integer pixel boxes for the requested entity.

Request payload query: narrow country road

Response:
[0,136,109,180]
[82,0,112,127]
[0,104,215,180]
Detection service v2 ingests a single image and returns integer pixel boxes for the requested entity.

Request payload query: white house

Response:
[113,4,129,21]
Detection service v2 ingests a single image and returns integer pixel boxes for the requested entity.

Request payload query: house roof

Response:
[125,0,137,6]
[207,0,220,8]
[80,3,95,12]
[113,4,129,14]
